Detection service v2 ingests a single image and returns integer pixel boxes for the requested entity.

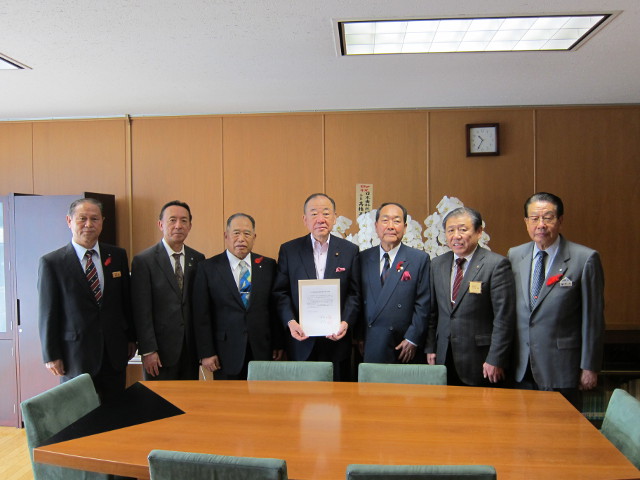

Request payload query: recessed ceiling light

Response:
[0,52,30,69]
[339,14,610,55]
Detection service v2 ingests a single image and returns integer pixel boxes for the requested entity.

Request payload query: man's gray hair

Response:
[442,207,483,231]
[68,198,103,217]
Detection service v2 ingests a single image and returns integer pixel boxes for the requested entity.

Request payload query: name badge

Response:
[112,271,122,278]
[559,277,573,287]
[469,281,482,294]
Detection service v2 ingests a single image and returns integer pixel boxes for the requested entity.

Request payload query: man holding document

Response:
[273,193,360,381]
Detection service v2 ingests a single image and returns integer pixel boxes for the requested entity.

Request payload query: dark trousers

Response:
[308,337,351,382]
[143,336,199,381]
[214,343,254,381]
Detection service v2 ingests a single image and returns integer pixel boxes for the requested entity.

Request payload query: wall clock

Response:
[466,123,499,156]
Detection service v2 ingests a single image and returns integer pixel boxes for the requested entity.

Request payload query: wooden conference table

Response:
[34,380,639,479]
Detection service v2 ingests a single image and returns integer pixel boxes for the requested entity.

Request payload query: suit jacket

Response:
[426,247,515,385]
[360,243,430,364]
[272,235,360,362]
[131,241,205,369]
[193,251,284,376]
[508,235,605,389]
[38,242,135,379]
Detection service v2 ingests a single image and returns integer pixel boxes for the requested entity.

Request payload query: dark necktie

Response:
[380,252,390,285]
[239,261,251,308]
[451,257,466,305]
[530,250,547,310]
[85,250,102,304]
[173,253,184,292]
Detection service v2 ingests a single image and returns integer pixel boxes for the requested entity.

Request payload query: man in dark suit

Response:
[38,198,136,402]
[131,200,205,380]
[426,207,515,386]
[273,193,360,381]
[359,202,430,364]
[193,213,284,380]
[508,192,604,409]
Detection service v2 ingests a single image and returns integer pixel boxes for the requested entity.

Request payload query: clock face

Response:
[469,126,498,154]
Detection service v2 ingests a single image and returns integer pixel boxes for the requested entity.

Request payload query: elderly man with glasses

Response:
[508,192,605,410]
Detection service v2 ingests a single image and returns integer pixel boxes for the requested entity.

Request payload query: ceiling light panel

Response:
[340,14,610,55]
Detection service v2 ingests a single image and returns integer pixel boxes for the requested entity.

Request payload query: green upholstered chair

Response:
[346,464,497,479]
[20,373,111,480]
[247,360,333,381]
[148,450,288,480]
[601,388,640,469]
[357,363,447,385]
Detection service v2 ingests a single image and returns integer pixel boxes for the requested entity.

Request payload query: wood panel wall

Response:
[0,106,638,329]
[223,114,324,257]
[130,117,223,256]
[535,107,640,328]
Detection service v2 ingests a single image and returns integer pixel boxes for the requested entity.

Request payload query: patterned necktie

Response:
[451,257,466,305]
[173,253,184,292]
[530,250,547,310]
[85,250,102,304]
[380,252,391,285]
[239,261,251,308]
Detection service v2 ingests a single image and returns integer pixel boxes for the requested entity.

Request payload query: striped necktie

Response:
[451,257,466,305]
[85,249,102,304]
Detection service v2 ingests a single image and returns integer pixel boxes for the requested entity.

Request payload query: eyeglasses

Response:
[526,215,557,225]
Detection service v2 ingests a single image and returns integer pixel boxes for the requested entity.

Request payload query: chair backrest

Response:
[247,361,333,381]
[148,449,288,480]
[358,363,447,385]
[346,464,496,479]
[20,373,107,479]
[601,388,640,469]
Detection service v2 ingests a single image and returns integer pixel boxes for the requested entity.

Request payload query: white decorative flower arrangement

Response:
[332,196,490,256]
[331,215,353,239]
[333,210,425,252]
[423,196,491,257]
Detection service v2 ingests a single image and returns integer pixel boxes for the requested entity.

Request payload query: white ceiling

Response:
[1,0,639,121]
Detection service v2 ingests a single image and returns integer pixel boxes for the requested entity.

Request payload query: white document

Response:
[298,279,341,336]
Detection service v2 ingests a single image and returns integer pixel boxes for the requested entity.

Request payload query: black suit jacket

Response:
[272,235,360,362]
[38,242,135,379]
[131,242,205,368]
[192,251,284,376]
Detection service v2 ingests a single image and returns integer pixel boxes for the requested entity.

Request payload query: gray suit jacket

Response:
[360,243,430,364]
[131,241,205,369]
[508,235,605,389]
[427,247,515,385]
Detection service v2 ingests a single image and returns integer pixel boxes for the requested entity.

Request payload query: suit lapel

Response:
[299,235,317,279]
[215,253,245,309]
[452,247,486,311]
[324,239,340,278]
[437,251,455,314]
[63,243,94,298]
[366,248,383,298]
[373,244,408,318]
[534,237,570,309]
[155,242,182,298]
[517,244,534,308]
[182,246,199,300]
[247,253,265,311]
